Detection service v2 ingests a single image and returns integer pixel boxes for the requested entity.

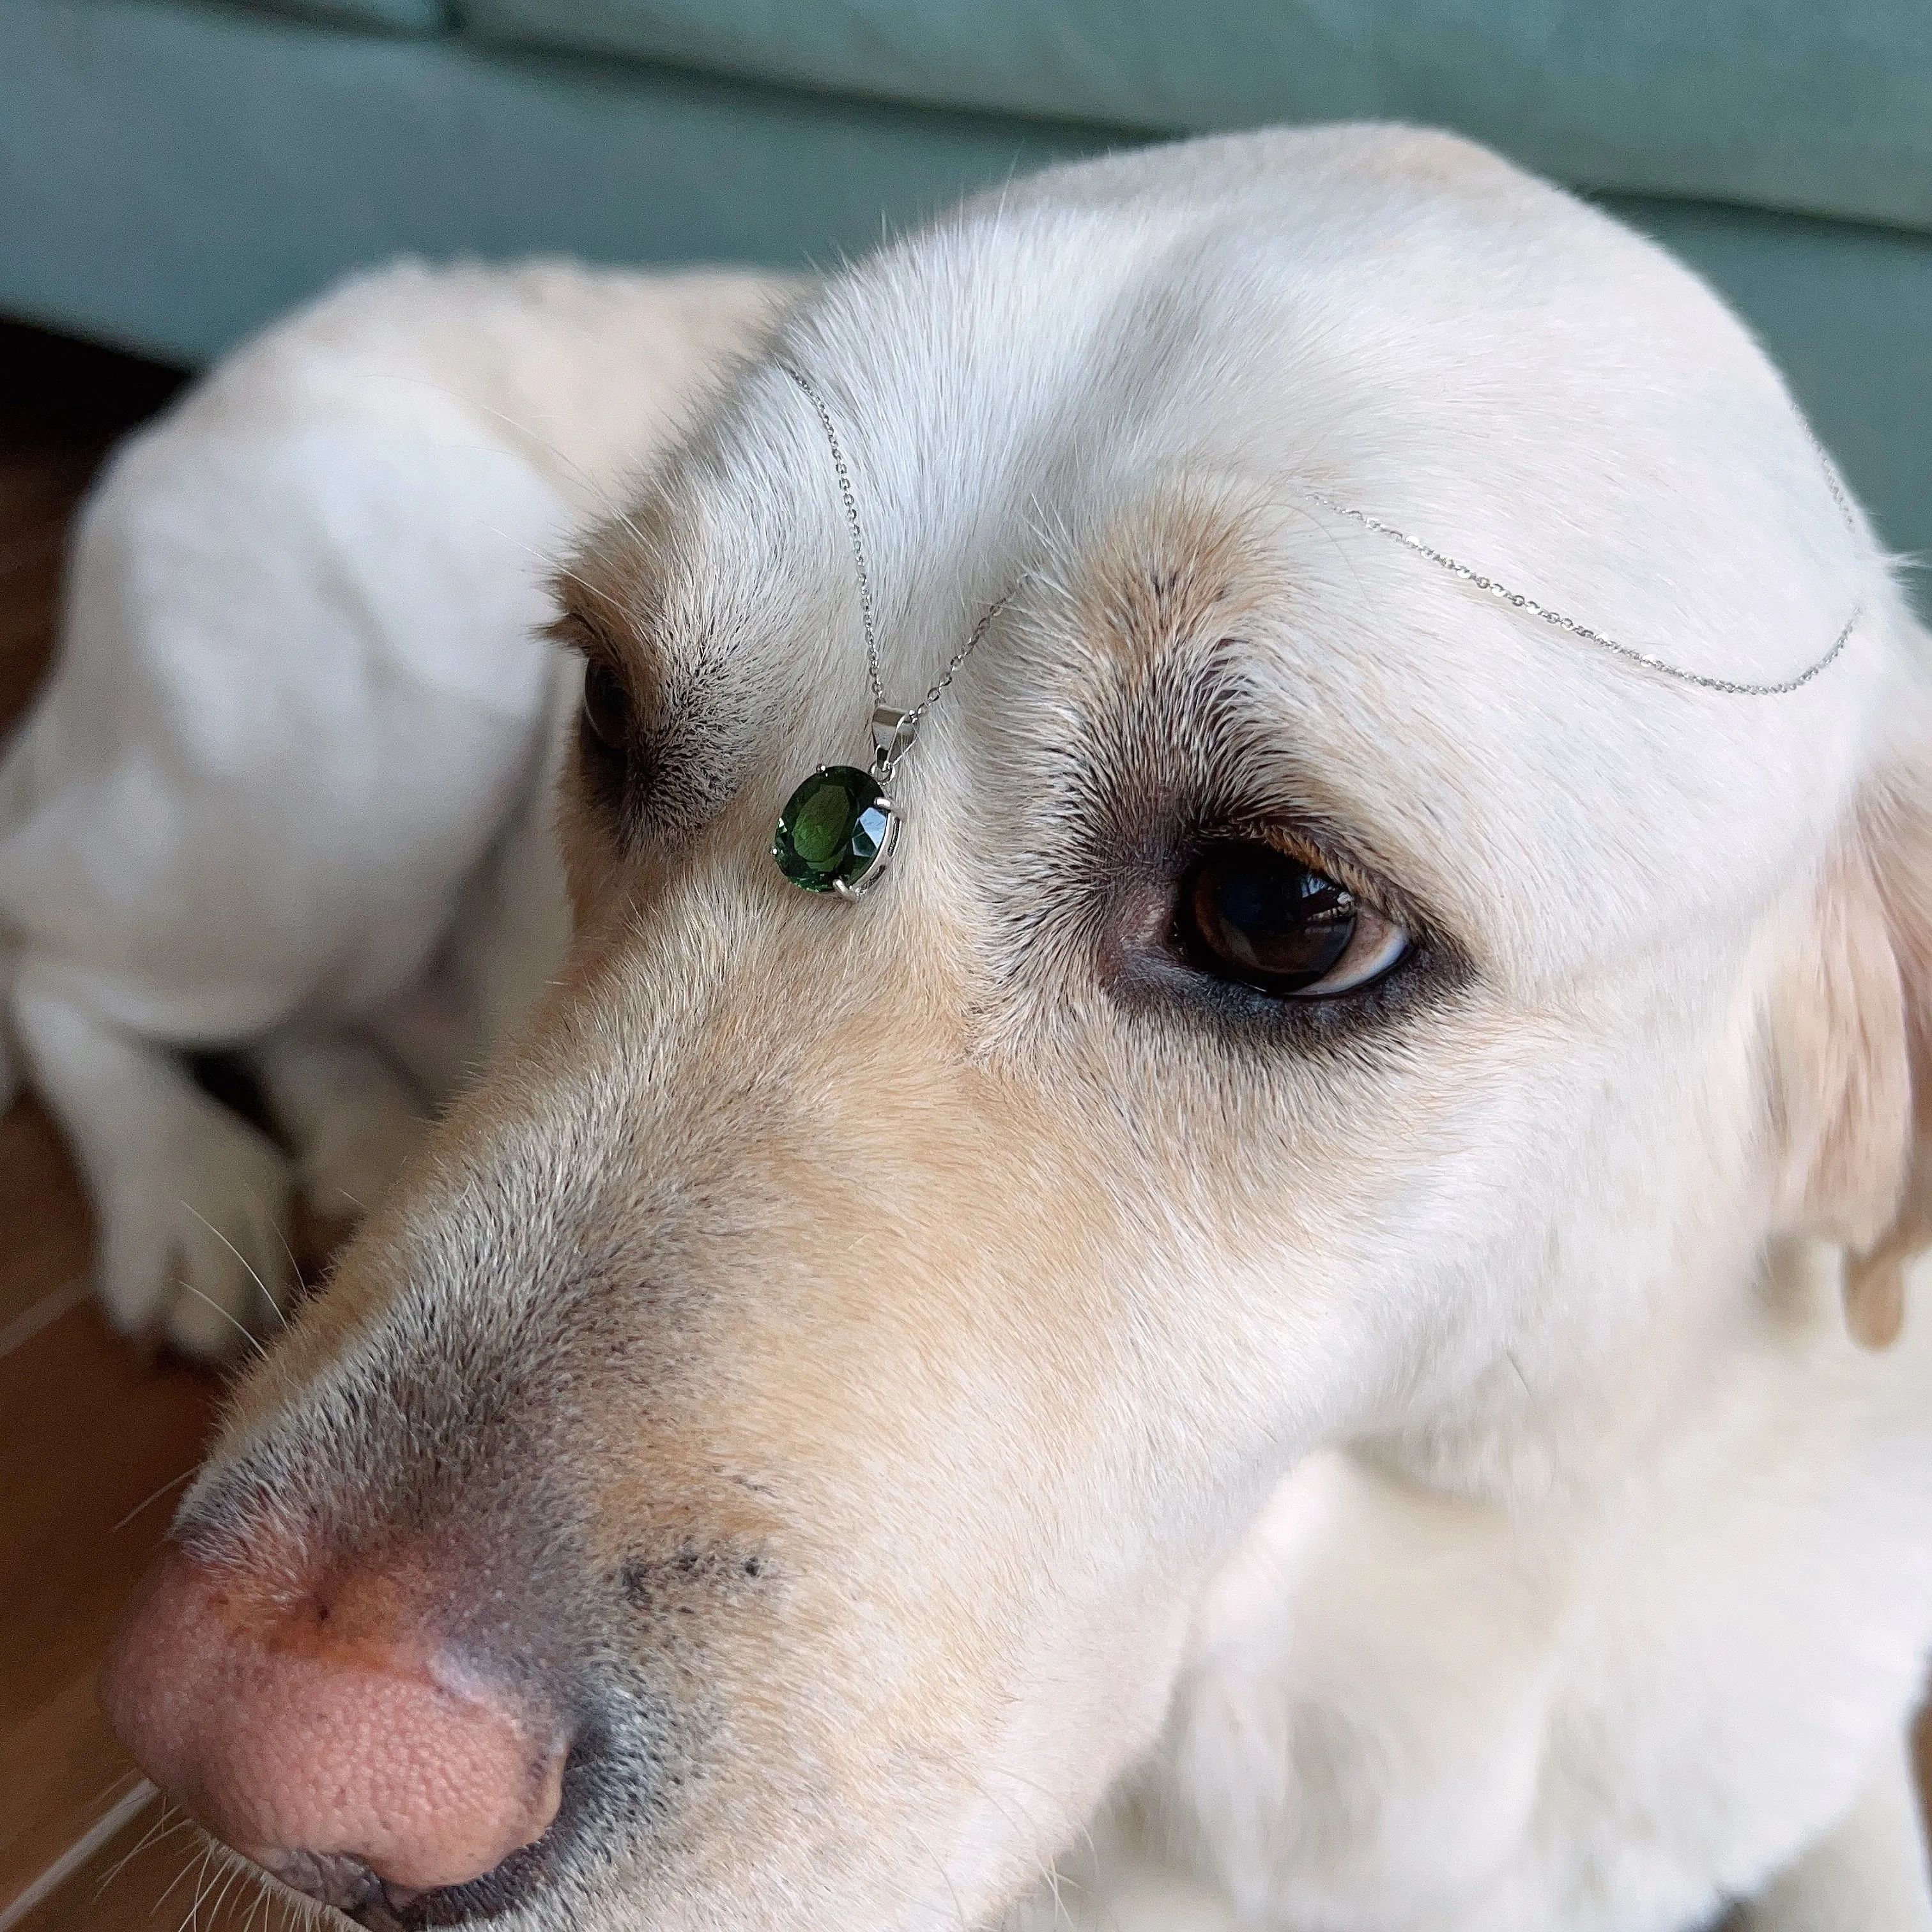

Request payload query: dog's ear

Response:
[1770,776,1932,1348]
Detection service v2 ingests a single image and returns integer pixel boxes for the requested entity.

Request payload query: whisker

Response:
[178,1206,281,1354]
[81,1765,149,1814]
[552,563,638,629]
[353,372,647,535]
[205,1850,249,1929]
[105,1814,195,1897]
[111,1466,197,1537]
[96,1802,188,1897]
[241,1867,274,1932]
[980,1760,1103,1876]
[899,1815,973,1932]
[264,1211,305,1318]
[194,1862,229,1932]
[348,364,726,594]
[183,1847,217,1932]
[155,1839,213,1922]
[166,1271,270,1362]
[910,1742,1098,1924]
[200,1844,247,1932]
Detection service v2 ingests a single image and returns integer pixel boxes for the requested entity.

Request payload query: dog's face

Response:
[107,130,1930,1931]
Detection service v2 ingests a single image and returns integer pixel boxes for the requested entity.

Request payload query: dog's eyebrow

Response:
[1022,487,1436,884]
[546,601,622,664]
[551,463,699,653]
[1064,623,1448,926]
[549,537,666,661]
[995,632,1473,1038]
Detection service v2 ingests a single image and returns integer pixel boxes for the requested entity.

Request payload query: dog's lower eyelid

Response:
[1289,911,1409,997]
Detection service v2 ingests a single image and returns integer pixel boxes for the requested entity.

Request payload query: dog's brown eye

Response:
[582,661,631,751]
[1177,843,1407,998]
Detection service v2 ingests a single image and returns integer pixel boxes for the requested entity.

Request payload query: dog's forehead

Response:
[624,134,1889,962]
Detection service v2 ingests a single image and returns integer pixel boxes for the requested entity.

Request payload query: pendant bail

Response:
[871,705,918,774]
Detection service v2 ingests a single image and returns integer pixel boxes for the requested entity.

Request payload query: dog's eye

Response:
[1177,843,1409,998]
[582,661,631,751]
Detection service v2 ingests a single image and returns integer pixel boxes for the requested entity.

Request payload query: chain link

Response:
[912,592,1012,724]
[783,365,884,709]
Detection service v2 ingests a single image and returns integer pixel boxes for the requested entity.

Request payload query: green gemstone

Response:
[773,765,896,894]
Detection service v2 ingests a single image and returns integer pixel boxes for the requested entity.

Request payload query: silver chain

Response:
[782,365,883,708]
[1308,448,1861,698]
[783,364,1009,759]
[787,358,1857,709]
[916,592,1012,720]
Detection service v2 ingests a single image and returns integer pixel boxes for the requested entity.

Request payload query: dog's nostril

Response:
[258,1848,386,1914]
[259,1844,512,1929]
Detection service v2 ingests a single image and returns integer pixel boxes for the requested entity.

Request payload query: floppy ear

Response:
[1770,776,1932,1349]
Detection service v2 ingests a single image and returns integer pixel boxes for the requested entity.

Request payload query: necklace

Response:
[770,366,1859,899]
[1308,440,1862,698]
[772,365,1006,899]
[1311,494,1859,697]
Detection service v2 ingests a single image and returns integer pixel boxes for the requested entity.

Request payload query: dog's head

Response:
[105,126,1932,1931]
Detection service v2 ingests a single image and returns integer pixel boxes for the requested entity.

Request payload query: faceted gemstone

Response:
[772,765,896,894]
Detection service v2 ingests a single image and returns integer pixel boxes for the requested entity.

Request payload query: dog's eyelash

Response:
[1192,808,1412,933]
[547,610,606,654]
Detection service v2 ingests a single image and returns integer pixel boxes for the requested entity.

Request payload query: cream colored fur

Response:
[7,125,1932,1931]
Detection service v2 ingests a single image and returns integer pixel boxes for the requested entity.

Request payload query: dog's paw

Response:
[95,1103,296,1360]
[250,1029,429,1261]
[288,1108,425,1284]
[298,1098,426,1229]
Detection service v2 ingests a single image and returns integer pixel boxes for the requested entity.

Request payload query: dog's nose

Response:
[103,1544,568,1905]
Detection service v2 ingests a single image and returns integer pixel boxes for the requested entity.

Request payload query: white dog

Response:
[12,125,1932,1932]
[0,259,785,1353]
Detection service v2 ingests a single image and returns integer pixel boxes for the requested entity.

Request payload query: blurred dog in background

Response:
[0,259,781,1352]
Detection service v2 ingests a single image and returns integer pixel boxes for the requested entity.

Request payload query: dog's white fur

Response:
[8,126,1932,1930]
[0,261,784,1351]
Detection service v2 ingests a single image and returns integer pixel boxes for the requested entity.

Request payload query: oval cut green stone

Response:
[773,765,894,894]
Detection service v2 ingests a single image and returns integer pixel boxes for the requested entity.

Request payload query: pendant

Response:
[771,709,915,900]
[772,765,898,897]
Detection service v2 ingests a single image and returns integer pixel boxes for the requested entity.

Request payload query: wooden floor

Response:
[3,321,1931,1932]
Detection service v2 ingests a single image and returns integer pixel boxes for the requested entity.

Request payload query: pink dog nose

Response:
[103,1544,567,1906]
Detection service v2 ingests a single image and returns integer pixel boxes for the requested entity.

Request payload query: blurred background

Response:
[1,3,1928,1928]
[3,0,1929,579]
